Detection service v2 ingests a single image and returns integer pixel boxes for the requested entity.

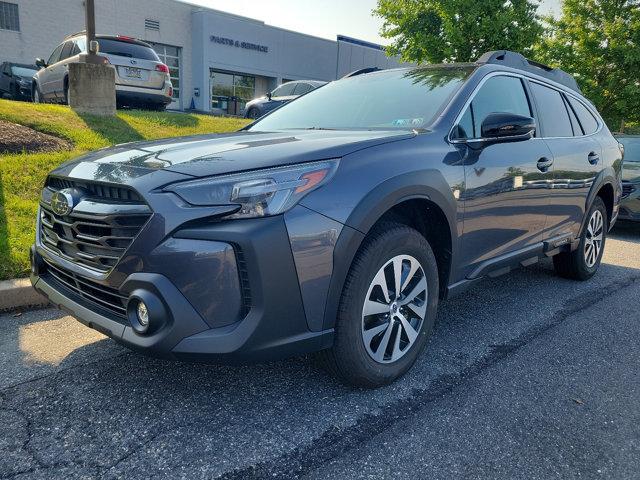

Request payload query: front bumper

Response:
[31,212,336,363]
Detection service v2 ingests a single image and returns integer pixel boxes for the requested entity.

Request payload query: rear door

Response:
[98,38,164,90]
[455,74,554,275]
[529,82,603,239]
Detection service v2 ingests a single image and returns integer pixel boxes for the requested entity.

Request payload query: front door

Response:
[453,74,554,276]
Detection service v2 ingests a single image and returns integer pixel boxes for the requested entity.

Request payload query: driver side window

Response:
[455,76,532,139]
[47,44,64,66]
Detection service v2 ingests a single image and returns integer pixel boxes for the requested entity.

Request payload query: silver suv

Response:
[33,33,173,111]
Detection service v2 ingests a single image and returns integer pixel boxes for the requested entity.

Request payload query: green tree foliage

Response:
[374,0,544,63]
[536,0,640,127]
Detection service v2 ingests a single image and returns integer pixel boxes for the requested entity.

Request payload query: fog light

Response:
[137,301,149,327]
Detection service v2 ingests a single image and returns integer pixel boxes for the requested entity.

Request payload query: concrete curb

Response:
[0,278,49,313]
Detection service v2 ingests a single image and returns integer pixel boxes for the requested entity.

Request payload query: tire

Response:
[147,103,166,112]
[63,80,69,105]
[553,196,607,280]
[246,107,260,119]
[318,223,440,388]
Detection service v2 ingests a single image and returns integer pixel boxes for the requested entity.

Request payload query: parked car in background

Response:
[0,62,38,101]
[32,33,173,111]
[244,80,326,119]
[31,51,621,387]
[616,134,640,221]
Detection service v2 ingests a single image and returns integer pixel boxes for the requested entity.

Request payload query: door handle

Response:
[588,152,600,165]
[537,157,553,172]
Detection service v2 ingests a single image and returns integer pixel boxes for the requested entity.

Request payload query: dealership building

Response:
[0,0,408,113]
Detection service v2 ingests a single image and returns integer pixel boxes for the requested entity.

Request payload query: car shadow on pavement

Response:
[611,221,640,243]
[78,113,145,145]
[2,252,640,478]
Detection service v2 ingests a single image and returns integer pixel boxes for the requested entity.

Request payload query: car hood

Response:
[51,129,415,183]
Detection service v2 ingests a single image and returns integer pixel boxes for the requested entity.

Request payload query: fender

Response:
[320,170,459,332]
[578,166,619,239]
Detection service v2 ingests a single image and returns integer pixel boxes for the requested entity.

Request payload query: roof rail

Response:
[64,30,87,40]
[342,67,382,78]
[476,50,581,94]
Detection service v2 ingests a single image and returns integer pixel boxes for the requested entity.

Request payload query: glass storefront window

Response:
[210,70,256,113]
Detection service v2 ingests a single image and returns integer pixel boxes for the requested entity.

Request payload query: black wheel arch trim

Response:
[320,170,459,332]
[581,167,619,236]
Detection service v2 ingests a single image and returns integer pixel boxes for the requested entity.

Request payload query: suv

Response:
[31,51,621,387]
[0,62,38,101]
[32,33,173,110]
[244,80,327,119]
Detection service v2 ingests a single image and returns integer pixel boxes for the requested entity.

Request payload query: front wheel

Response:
[553,196,607,280]
[318,223,439,388]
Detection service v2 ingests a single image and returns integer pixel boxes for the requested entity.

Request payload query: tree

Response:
[374,0,544,64]
[536,0,640,127]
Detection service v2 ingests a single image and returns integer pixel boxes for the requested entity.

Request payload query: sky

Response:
[184,0,564,46]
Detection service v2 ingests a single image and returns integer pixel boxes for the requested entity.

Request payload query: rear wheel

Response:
[147,103,166,112]
[247,107,260,119]
[318,223,439,388]
[553,196,607,280]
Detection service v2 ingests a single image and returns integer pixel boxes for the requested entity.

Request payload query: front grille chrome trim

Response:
[38,179,151,274]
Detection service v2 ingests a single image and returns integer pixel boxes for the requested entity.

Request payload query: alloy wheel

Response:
[361,255,427,364]
[584,209,604,268]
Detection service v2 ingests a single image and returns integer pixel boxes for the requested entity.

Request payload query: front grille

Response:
[622,182,636,199]
[39,179,151,273]
[47,177,143,202]
[44,259,128,319]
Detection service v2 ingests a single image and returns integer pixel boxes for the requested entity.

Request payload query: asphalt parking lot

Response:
[1,223,640,480]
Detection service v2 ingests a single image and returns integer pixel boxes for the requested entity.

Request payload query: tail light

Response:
[155,64,169,74]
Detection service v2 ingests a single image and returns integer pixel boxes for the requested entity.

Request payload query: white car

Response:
[33,33,173,111]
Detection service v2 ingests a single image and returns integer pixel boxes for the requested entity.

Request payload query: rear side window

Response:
[456,75,531,139]
[567,97,599,134]
[97,39,159,61]
[530,83,573,137]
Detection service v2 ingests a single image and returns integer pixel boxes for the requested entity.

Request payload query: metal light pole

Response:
[81,0,102,64]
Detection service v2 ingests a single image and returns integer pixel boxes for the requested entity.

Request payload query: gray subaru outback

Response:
[31,51,622,387]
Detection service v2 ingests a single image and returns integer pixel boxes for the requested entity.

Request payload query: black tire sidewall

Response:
[333,225,439,386]
[577,197,608,278]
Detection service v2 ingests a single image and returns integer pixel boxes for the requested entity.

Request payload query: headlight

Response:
[165,159,340,219]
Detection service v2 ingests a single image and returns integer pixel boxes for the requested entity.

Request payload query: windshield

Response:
[98,39,159,61]
[11,66,37,78]
[248,67,473,131]
[620,137,640,162]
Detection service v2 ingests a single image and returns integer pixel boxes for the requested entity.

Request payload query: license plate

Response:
[124,67,142,79]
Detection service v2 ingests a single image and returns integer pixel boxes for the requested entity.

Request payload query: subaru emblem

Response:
[50,190,74,216]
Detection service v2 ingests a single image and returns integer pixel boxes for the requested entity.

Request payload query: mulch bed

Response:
[0,120,72,154]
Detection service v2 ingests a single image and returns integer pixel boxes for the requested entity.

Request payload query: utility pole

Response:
[81,0,102,64]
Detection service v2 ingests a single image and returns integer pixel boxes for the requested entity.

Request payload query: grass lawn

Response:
[0,99,249,280]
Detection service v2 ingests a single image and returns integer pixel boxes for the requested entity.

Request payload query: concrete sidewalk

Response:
[0,278,48,312]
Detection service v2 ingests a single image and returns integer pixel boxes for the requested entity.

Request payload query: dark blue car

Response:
[244,80,326,119]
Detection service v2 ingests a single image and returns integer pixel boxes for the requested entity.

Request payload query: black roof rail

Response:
[342,67,382,78]
[476,50,581,94]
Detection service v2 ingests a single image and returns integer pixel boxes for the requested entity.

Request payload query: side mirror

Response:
[480,112,536,142]
[35,58,47,69]
[266,92,272,100]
